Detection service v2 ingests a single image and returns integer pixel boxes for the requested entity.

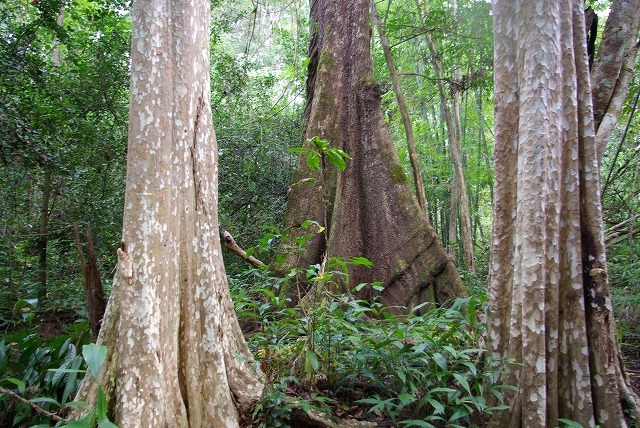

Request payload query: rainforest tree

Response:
[488,0,639,426]
[278,0,465,308]
[73,0,263,425]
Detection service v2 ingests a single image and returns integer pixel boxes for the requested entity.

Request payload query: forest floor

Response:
[29,311,640,427]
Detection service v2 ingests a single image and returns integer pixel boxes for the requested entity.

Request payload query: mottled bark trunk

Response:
[73,226,107,340]
[73,0,263,426]
[279,0,464,309]
[371,3,428,217]
[590,0,640,161]
[489,0,639,426]
[414,0,474,271]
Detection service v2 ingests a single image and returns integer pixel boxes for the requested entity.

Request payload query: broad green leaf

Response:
[13,402,30,425]
[397,393,414,405]
[52,344,77,386]
[15,298,38,311]
[461,361,477,376]
[65,401,93,411]
[96,387,107,420]
[64,422,92,428]
[64,410,96,428]
[82,344,107,378]
[305,151,321,171]
[0,340,7,376]
[325,149,346,171]
[62,356,85,404]
[286,147,310,154]
[354,283,368,292]
[2,377,26,390]
[429,387,457,393]
[310,136,329,150]
[347,257,373,267]
[558,419,585,428]
[47,369,87,374]
[398,420,436,428]
[30,397,61,407]
[97,418,118,428]
[453,373,471,394]
[306,349,319,371]
[433,353,447,371]
[448,406,471,422]
[425,398,445,414]
[489,387,504,402]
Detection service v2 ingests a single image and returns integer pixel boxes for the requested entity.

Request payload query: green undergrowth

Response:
[0,312,94,427]
[0,258,513,428]
[230,268,512,428]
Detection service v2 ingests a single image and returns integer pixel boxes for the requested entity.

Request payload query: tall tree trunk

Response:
[590,0,640,160]
[371,2,428,217]
[488,1,639,426]
[73,0,263,425]
[414,0,474,271]
[279,0,465,309]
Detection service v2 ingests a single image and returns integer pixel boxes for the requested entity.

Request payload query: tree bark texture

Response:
[489,1,639,426]
[279,0,464,309]
[73,1,263,426]
[591,0,640,160]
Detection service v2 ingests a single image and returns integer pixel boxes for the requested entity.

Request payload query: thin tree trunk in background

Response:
[37,166,51,299]
[37,7,64,299]
[590,0,640,161]
[489,1,639,425]
[73,226,106,340]
[414,0,474,271]
[415,40,441,232]
[278,0,465,309]
[475,88,494,203]
[448,176,458,258]
[372,2,428,217]
[451,68,474,270]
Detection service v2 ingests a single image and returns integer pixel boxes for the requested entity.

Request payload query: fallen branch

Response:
[219,227,265,268]
[289,398,376,428]
[0,386,66,423]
